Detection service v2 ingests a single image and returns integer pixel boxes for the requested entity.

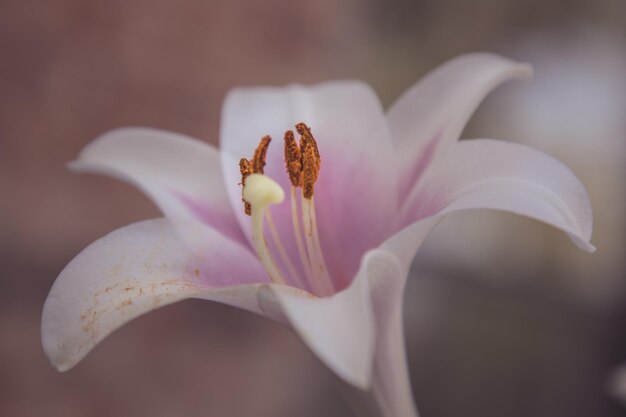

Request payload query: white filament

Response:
[243,173,334,295]
[290,187,314,289]
[266,210,306,288]
[302,196,334,296]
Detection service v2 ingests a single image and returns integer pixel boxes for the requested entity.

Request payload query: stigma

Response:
[239,123,333,296]
[242,174,284,208]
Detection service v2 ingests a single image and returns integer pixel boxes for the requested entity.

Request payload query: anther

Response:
[239,158,253,215]
[284,130,302,187]
[301,144,317,199]
[252,135,271,174]
[295,123,321,199]
[295,122,320,161]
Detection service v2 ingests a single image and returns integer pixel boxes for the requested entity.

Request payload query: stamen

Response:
[243,174,287,285]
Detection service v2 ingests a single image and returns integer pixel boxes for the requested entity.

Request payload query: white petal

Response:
[387,53,533,197]
[220,82,398,285]
[42,219,390,391]
[374,137,595,416]
[69,128,247,248]
[261,250,398,389]
[382,217,441,269]
[370,222,445,417]
[368,251,418,417]
[42,219,267,372]
[400,139,594,252]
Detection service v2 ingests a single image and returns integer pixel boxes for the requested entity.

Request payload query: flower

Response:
[42,53,594,417]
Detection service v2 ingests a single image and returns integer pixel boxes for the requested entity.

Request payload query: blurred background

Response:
[1,0,624,416]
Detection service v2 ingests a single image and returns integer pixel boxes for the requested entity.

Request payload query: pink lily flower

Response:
[42,53,594,417]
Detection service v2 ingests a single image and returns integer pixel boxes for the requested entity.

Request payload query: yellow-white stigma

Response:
[243,174,287,285]
[243,174,285,208]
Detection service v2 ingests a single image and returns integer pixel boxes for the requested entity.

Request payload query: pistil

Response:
[242,174,287,285]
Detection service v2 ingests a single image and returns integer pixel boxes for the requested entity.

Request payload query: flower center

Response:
[239,123,334,296]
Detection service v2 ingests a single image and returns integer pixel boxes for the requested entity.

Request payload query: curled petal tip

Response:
[581,241,597,253]
[66,160,82,172]
[568,232,595,253]
[43,337,77,373]
[66,160,94,175]
[517,62,534,78]
[54,361,73,373]
[42,320,79,372]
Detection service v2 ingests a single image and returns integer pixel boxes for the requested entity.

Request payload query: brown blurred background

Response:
[1,0,625,416]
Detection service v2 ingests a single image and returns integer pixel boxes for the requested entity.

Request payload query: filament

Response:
[266,210,306,288]
[290,186,314,289]
[301,195,334,296]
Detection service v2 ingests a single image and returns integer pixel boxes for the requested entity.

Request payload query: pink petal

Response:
[69,128,248,249]
[386,53,533,198]
[42,219,267,372]
[220,81,398,288]
[398,139,594,256]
